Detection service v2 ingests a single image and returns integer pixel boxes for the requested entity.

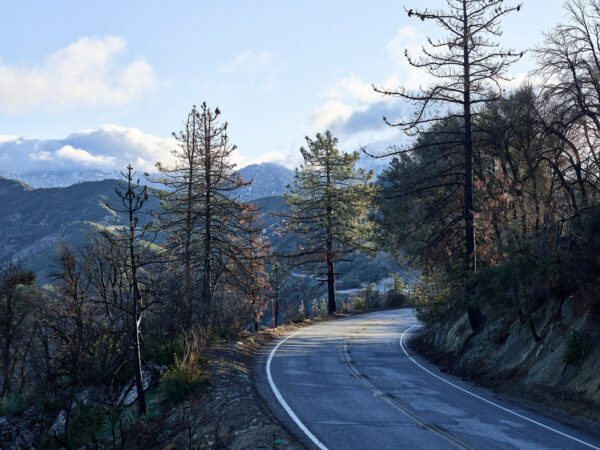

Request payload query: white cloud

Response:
[29,145,116,167]
[320,75,387,105]
[219,50,276,74]
[309,100,355,130]
[309,26,428,134]
[0,125,175,174]
[0,124,302,176]
[0,36,158,113]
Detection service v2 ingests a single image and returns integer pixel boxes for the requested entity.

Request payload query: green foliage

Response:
[160,354,206,403]
[564,331,591,364]
[413,270,453,327]
[318,298,328,315]
[0,393,27,416]
[142,336,186,368]
[0,179,161,283]
[159,330,207,403]
[284,131,376,313]
[67,403,113,449]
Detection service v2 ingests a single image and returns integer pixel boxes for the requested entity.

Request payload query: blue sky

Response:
[0,0,566,172]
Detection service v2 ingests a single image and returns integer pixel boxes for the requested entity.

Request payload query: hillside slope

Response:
[414,296,600,424]
[0,177,160,281]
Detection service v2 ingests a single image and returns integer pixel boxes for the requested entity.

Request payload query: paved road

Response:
[255,309,600,449]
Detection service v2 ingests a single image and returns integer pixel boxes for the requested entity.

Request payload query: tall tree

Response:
[269,263,287,327]
[105,165,150,415]
[534,0,600,209]
[284,131,374,314]
[151,107,203,327]
[156,103,262,323]
[374,0,522,331]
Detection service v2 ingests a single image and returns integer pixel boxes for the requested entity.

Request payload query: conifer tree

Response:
[269,263,287,327]
[284,131,374,314]
[374,0,522,331]
[156,103,262,323]
[151,107,204,326]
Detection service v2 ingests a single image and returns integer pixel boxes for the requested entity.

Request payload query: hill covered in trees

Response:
[0,177,161,282]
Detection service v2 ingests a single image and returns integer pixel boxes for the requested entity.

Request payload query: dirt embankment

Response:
[137,313,357,449]
[412,296,600,427]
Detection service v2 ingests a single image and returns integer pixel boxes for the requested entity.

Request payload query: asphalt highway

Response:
[254,309,600,449]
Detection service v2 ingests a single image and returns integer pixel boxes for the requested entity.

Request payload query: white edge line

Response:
[400,324,600,450]
[267,328,329,450]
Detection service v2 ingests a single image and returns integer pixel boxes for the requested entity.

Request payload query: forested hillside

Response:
[0,178,160,282]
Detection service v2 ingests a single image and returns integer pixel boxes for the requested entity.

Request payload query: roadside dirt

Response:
[134,312,357,449]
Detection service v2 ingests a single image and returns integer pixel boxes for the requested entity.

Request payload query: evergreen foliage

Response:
[284,131,374,314]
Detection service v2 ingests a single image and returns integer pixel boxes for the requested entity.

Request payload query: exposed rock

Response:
[561,295,575,325]
[73,386,108,406]
[49,409,67,438]
[0,406,39,449]
[416,298,600,423]
[116,361,162,406]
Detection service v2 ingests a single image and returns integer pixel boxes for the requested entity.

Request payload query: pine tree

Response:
[151,106,204,327]
[156,103,262,323]
[284,131,374,314]
[374,0,522,331]
[269,263,287,327]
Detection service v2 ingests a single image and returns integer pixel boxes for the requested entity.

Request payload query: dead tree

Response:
[373,0,522,332]
[105,165,150,415]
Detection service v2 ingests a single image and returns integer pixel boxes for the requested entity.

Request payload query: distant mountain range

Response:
[0,175,409,291]
[0,169,123,189]
[0,162,295,202]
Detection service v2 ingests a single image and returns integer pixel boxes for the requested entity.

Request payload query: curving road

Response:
[254,309,600,450]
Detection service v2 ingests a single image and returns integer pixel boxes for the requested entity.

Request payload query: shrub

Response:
[143,336,186,367]
[160,357,205,403]
[318,298,328,315]
[67,403,112,449]
[0,393,27,416]
[564,330,591,364]
[413,269,453,327]
[160,329,207,403]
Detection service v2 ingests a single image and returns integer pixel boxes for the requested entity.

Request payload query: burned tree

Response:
[105,165,151,415]
[156,103,265,324]
[0,261,36,396]
[374,0,522,331]
[151,107,204,327]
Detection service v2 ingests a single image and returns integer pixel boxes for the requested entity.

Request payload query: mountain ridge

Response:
[1,162,295,201]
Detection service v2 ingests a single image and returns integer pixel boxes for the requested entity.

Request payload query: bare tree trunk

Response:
[274,286,279,327]
[126,167,146,416]
[201,122,213,323]
[462,0,485,332]
[327,252,336,315]
[325,150,336,315]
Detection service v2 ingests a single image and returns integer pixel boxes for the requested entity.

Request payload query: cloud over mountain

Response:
[0,125,175,174]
